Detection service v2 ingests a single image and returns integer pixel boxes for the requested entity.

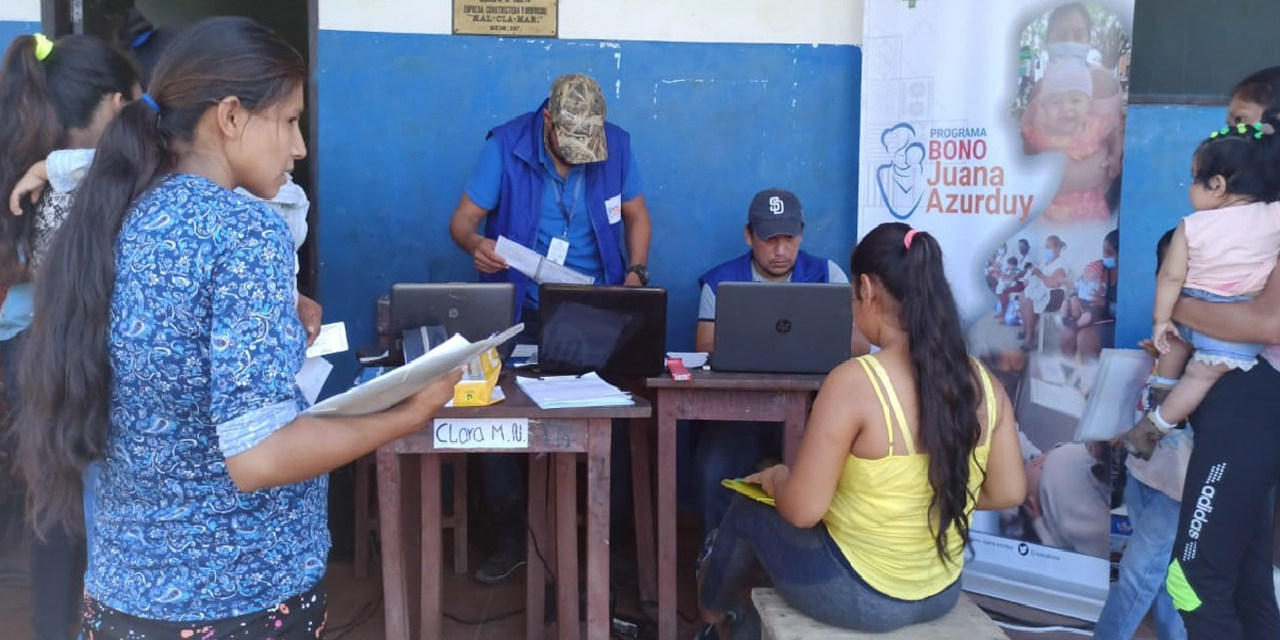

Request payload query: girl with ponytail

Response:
[694,222,1025,638]
[14,17,458,639]
[0,30,137,640]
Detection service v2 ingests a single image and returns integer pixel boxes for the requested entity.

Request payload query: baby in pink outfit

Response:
[1022,57,1119,223]
[1121,122,1280,459]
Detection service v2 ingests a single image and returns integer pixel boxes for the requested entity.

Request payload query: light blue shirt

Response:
[0,283,33,341]
[465,135,644,309]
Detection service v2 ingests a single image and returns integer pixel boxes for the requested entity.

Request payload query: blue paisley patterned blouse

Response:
[85,174,329,621]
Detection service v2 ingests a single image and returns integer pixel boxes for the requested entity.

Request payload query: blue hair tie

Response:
[139,93,160,113]
[130,28,154,49]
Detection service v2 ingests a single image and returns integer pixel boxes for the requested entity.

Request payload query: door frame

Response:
[39,0,322,295]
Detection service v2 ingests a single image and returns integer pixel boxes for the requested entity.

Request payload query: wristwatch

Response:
[627,264,650,286]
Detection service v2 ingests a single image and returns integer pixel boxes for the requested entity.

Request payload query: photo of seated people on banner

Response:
[859,0,1134,589]
[973,1,1130,560]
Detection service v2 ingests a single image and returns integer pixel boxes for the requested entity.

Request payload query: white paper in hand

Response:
[305,324,523,417]
[297,357,334,405]
[305,322,349,358]
[495,235,594,285]
[1075,348,1155,441]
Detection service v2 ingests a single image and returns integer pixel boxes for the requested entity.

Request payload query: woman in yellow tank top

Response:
[694,223,1027,639]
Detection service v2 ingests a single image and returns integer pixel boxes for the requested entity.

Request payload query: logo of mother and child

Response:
[875,122,1035,222]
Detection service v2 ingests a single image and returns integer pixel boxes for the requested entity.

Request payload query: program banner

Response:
[858,0,1134,620]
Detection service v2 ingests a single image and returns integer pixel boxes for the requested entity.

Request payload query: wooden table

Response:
[377,375,651,640]
[640,370,826,640]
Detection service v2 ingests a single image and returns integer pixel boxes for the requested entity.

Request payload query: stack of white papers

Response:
[515,372,634,409]
[306,324,523,417]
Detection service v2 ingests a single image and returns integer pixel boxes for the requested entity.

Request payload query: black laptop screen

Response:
[538,285,667,377]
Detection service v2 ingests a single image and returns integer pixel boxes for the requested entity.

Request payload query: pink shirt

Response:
[1183,201,1280,298]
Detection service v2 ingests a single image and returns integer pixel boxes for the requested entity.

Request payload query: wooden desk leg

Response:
[451,454,469,575]
[555,452,580,640]
[420,454,444,640]
[630,416,658,606]
[377,448,410,640]
[527,455,550,640]
[587,419,613,640]
[782,391,809,467]
[657,394,679,640]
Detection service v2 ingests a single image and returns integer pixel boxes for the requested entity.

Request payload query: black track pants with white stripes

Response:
[1167,361,1280,640]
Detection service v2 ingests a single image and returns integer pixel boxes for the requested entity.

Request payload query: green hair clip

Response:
[1209,123,1268,140]
[32,33,53,62]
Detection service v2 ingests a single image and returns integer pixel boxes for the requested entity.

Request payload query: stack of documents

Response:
[306,324,523,417]
[515,372,634,409]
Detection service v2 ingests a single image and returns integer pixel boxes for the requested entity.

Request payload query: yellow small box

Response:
[452,346,504,407]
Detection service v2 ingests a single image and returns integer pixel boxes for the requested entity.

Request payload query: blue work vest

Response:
[698,250,831,294]
[481,100,632,318]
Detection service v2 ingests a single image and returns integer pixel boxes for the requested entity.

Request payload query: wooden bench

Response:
[753,589,1008,640]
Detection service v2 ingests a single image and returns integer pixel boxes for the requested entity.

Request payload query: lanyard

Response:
[553,170,582,238]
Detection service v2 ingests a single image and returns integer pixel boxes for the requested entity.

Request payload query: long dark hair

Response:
[0,34,136,288]
[15,16,305,536]
[851,222,982,563]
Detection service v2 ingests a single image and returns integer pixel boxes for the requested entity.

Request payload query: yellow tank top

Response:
[823,355,996,601]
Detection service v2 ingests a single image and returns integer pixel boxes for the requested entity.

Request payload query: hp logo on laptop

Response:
[448,308,459,319]
[775,319,792,334]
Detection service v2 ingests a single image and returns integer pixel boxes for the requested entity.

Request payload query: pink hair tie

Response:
[904,229,918,250]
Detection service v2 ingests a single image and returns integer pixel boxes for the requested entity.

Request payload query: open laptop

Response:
[710,282,852,374]
[537,284,667,377]
[390,282,516,345]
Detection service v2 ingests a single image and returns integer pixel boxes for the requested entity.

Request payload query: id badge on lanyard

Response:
[549,173,581,266]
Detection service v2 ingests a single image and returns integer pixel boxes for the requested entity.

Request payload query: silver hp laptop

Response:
[710,282,852,374]
[389,283,516,343]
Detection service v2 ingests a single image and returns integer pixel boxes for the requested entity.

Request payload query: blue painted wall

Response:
[0,21,38,44]
[315,31,861,391]
[1114,104,1224,351]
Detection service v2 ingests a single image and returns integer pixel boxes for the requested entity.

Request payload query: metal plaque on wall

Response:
[453,0,558,37]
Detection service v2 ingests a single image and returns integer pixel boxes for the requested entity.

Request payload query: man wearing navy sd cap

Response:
[692,188,864,538]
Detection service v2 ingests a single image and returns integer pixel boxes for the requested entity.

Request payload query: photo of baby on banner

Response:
[1014,1,1130,224]
[859,0,1136,610]
[964,0,1132,563]
[860,0,1141,619]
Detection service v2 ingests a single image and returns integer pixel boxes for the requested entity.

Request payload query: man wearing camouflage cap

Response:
[448,73,652,584]
[450,73,652,321]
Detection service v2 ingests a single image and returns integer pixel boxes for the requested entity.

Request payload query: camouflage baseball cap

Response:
[548,74,608,164]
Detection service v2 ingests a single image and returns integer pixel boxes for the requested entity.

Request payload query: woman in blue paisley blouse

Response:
[12,17,461,640]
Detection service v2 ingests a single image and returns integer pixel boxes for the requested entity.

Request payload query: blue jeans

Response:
[1178,289,1263,368]
[1095,477,1187,640]
[700,497,961,635]
[693,421,782,535]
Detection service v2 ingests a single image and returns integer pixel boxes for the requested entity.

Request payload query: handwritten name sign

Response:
[433,418,530,450]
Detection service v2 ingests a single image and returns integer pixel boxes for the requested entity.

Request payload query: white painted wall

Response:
[0,0,40,22]
[319,0,863,45]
